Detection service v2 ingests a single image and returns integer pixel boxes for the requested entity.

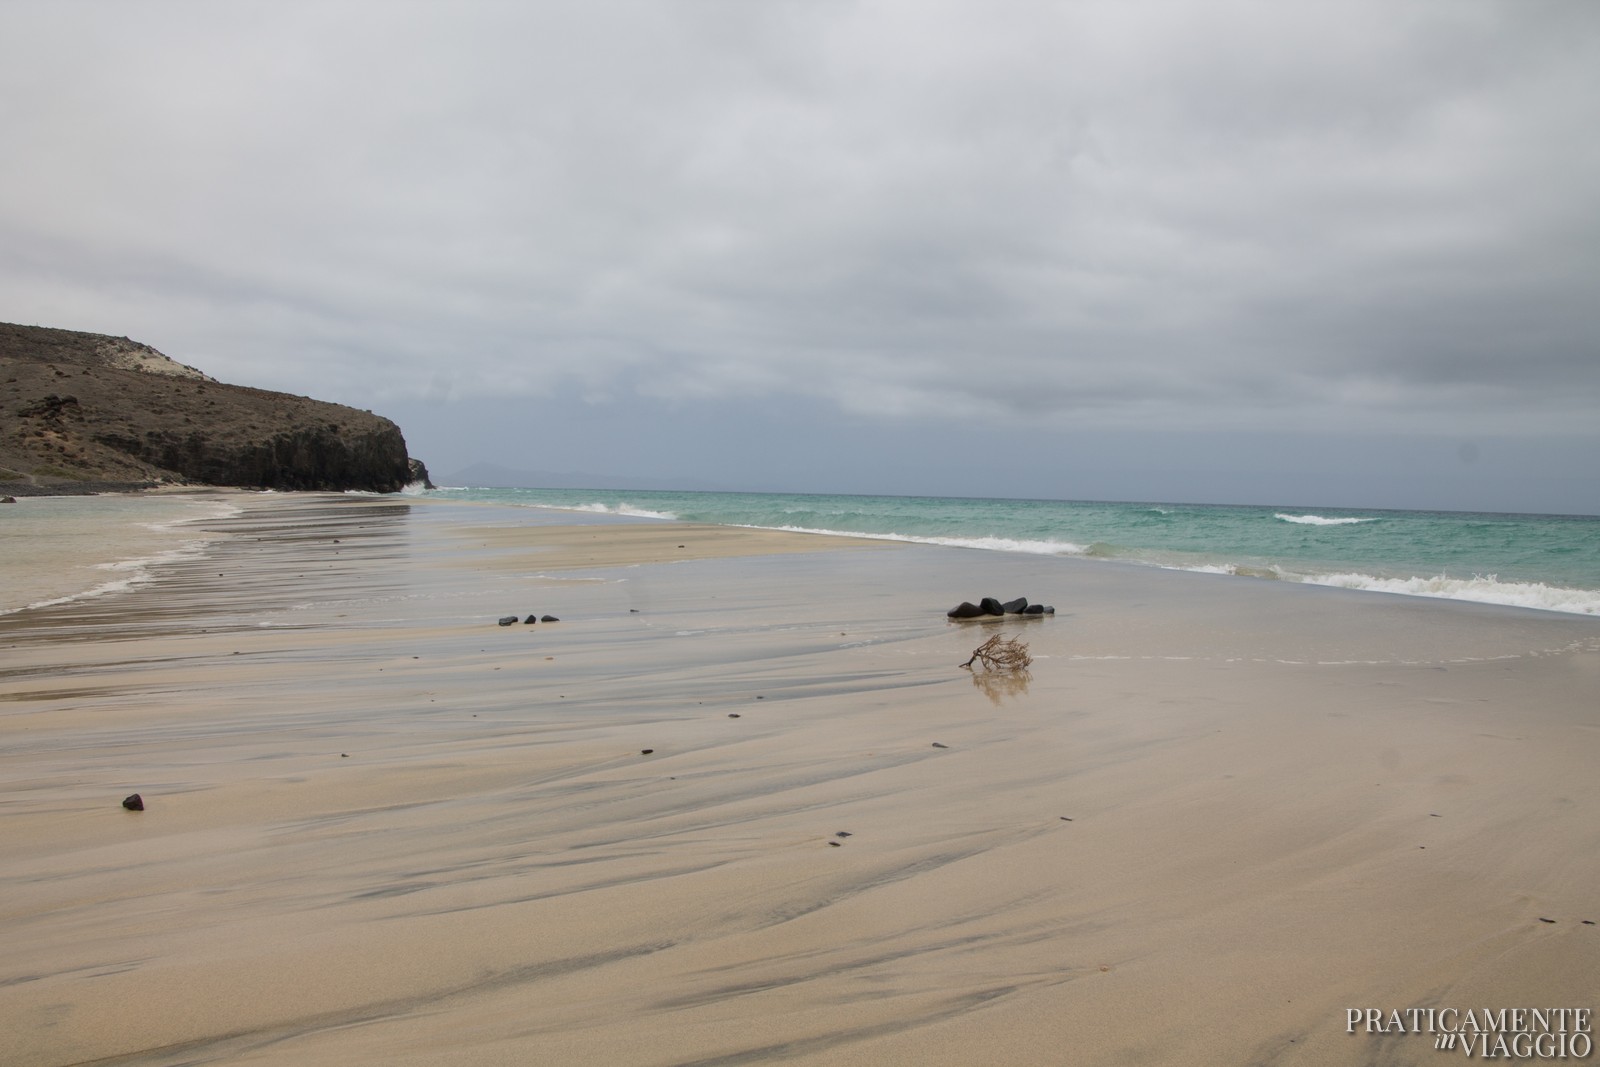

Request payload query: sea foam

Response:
[1274,513,1376,526]
[560,502,681,521]
[1302,572,1600,615]
[762,524,1091,556]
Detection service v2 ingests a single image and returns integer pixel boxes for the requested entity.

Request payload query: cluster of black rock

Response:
[947,597,1054,618]
[497,614,560,626]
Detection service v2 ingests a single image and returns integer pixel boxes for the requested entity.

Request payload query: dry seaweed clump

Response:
[960,634,1032,672]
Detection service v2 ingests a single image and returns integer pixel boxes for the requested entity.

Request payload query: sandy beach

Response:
[3,492,1598,1066]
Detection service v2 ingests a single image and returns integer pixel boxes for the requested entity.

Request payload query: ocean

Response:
[424,486,1600,616]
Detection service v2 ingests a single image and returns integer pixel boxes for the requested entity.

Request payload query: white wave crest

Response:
[1275,513,1375,526]
[563,502,680,521]
[762,525,1090,556]
[1303,572,1600,615]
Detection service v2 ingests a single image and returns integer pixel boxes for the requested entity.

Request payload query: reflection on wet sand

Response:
[3,493,1598,1066]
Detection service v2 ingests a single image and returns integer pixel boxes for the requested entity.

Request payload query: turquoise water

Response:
[422,486,1600,616]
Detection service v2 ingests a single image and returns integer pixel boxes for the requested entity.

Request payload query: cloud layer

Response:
[3,1,1597,504]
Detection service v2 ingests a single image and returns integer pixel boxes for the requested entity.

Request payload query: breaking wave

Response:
[761,525,1091,556]
[1275,513,1377,526]
[560,501,681,521]
[1301,572,1600,615]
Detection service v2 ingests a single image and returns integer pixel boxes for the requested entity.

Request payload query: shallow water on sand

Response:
[0,493,240,615]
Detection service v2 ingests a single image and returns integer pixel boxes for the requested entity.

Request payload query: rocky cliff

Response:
[1,323,423,493]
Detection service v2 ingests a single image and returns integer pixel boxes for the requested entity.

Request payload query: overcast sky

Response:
[3,1,1597,512]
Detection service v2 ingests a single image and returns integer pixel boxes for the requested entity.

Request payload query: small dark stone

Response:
[1023,604,1046,615]
[1060,816,1073,821]
[497,615,517,626]
[1042,605,1055,614]
[1539,917,1557,924]
[1583,920,1595,925]
[641,748,654,755]
[931,742,949,749]
[947,601,984,619]
[835,831,853,838]
[728,713,741,718]
[630,608,640,613]
[341,753,349,758]
[122,793,144,811]
[1,496,16,504]
[1000,597,1028,614]
[541,615,559,622]
[524,615,537,624]
[828,840,842,847]
[979,597,1005,615]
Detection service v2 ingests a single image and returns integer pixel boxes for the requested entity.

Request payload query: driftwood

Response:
[960,634,1032,672]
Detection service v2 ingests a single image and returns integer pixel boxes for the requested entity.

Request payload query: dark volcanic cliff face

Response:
[1,323,417,493]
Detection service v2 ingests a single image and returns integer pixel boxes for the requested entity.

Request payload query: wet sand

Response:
[3,493,1598,1065]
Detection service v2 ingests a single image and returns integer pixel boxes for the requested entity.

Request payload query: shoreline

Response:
[10,483,1600,617]
[426,487,1600,618]
[3,493,1598,1065]
[0,489,253,617]
[1,480,164,497]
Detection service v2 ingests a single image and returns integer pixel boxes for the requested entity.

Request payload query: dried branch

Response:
[960,633,1032,672]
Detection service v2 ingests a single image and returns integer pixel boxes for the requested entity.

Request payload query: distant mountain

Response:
[1,322,424,493]
[442,461,723,492]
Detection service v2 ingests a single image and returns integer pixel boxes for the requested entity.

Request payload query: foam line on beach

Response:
[746,523,1600,616]
[0,496,241,617]
[1301,571,1600,615]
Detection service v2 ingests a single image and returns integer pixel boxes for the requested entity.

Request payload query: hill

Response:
[1,323,425,494]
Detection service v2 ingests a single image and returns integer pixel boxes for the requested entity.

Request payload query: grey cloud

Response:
[2,0,1597,504]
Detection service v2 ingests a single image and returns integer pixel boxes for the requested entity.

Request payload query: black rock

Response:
[1001,597,1029,614]
[523,615,537,624]
[979,597,1005,616]
[1023,603,1045,615]
[497,615,517,626]
[541,615,559,622]
[947,601,984,618]
[122,793,144,811]
[641,748,654,755]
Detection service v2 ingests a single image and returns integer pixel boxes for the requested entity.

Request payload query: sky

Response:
[2,1,1597,513]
